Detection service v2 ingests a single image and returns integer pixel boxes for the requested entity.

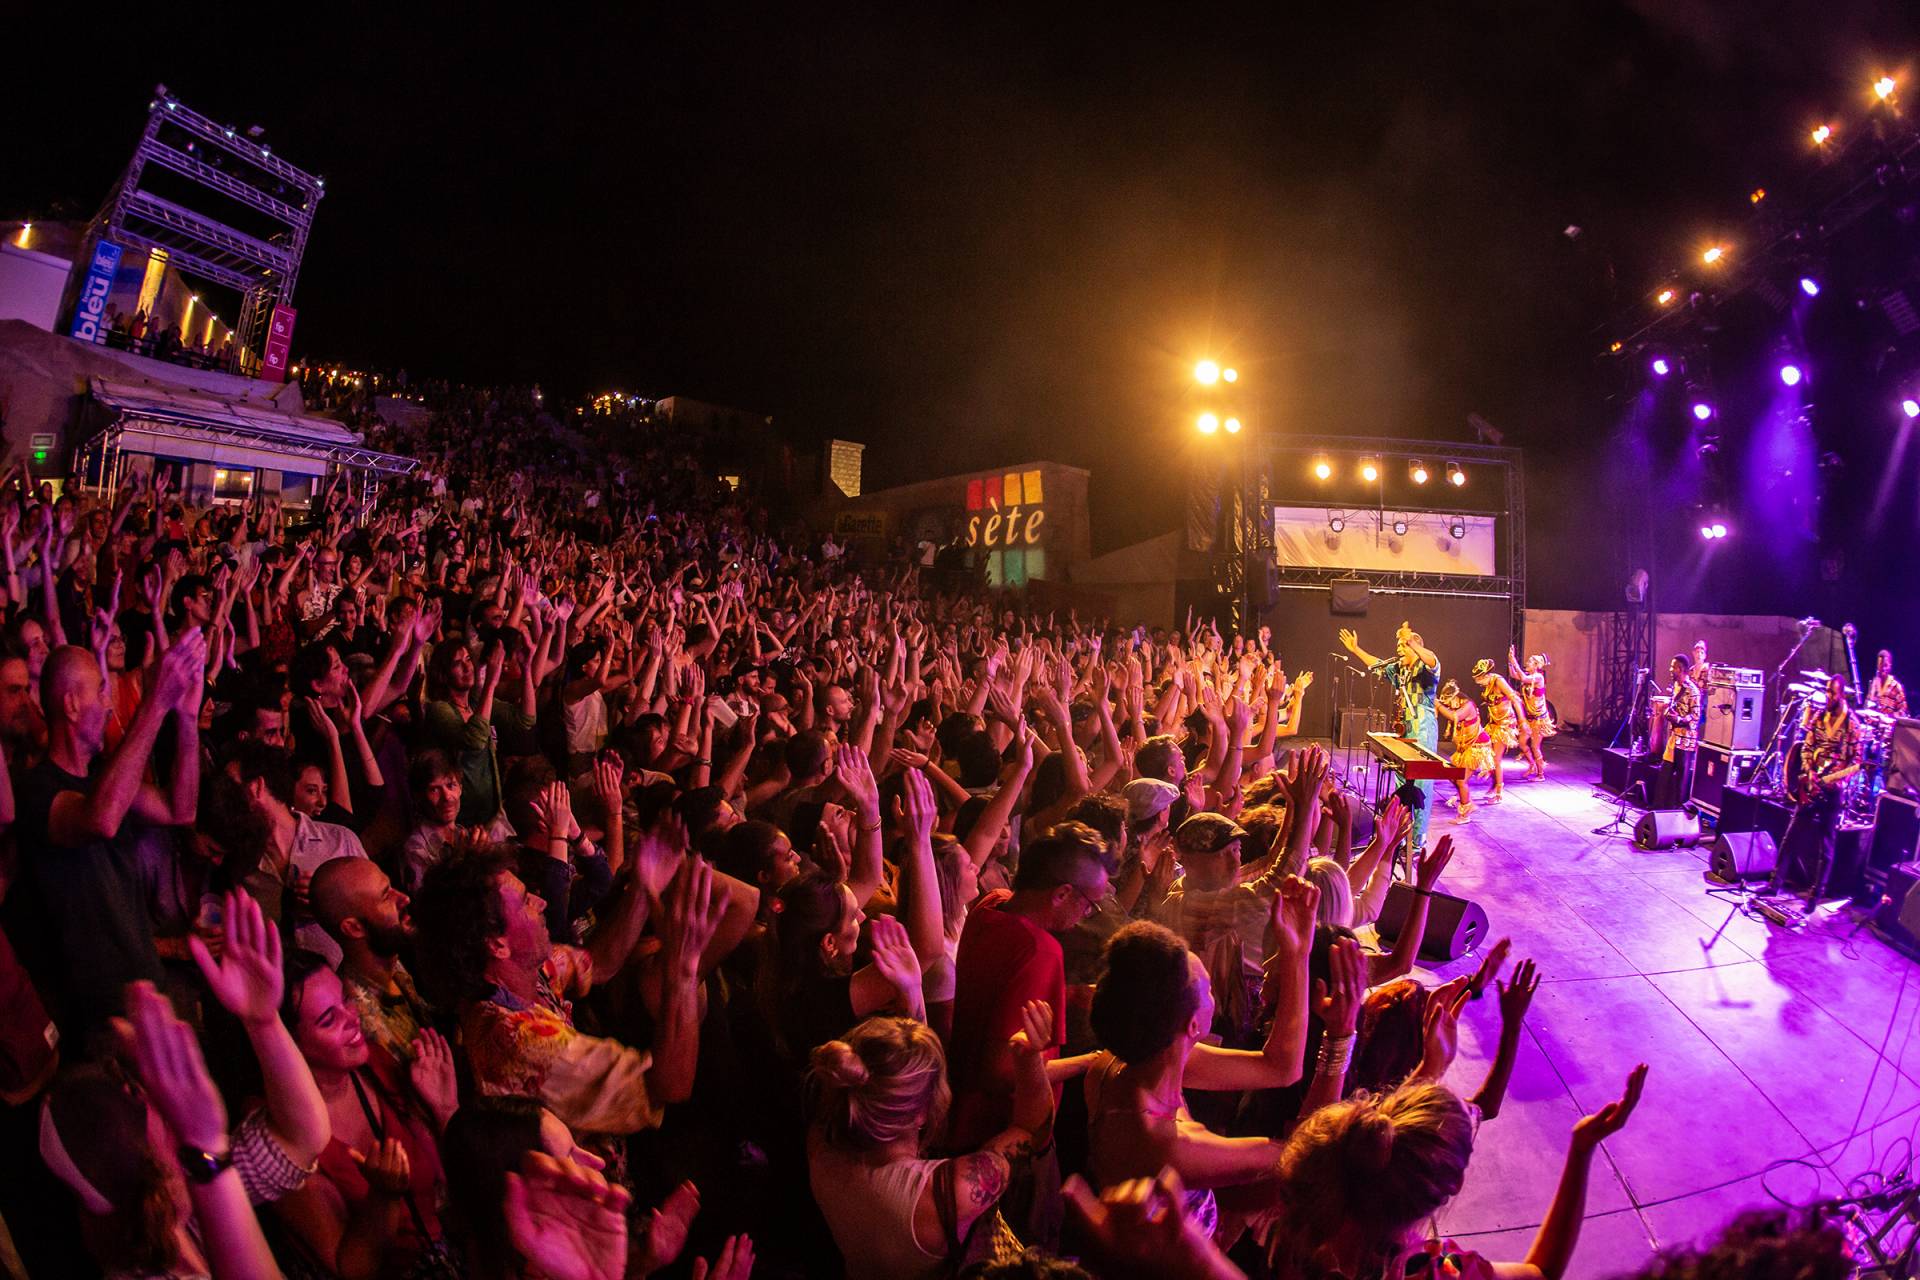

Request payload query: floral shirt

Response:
[1665,676,1700,758]
[460,944,663,1137]
[342,961,431,1065]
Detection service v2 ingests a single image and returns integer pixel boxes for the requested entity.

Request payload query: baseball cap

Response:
[1175,812,1248,854]
[1123,777,1180,823]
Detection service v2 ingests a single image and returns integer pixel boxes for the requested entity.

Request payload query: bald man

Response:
[312,857,429,1064]
[2,632,205,1042]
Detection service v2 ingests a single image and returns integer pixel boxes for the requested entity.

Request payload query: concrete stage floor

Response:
[1365,734,1920,1276]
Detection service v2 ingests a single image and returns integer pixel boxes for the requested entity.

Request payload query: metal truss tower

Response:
[75,85,324,371]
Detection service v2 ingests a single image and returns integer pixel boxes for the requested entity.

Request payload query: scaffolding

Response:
[70,86,324,371]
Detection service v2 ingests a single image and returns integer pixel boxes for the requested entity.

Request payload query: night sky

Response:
[7,4,1920,622]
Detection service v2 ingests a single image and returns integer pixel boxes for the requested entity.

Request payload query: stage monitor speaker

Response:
[1887,718,1920,801]
[1634,809,1702,850]
[1689,746,1758,815]
[1375,883,1489,964]
[1871,795,1920,875]
[1703,683,1764,751]
[1873,862,1920,958]
[1337,707,1378,750]
[1707,830,1778,882]
[1329,579,1369,616]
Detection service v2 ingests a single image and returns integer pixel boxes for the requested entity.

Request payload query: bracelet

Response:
[695,758,711,766]
[858,818,883,833]
[1316,1033,1355,1075]
[1410,886,1433,897]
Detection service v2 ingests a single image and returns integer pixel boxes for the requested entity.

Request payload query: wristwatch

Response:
[177,1143,235,1184]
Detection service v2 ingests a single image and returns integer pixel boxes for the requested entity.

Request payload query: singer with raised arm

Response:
[1338,623,1440,852]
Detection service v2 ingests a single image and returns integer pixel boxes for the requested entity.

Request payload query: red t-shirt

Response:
[946,898,1064,1149]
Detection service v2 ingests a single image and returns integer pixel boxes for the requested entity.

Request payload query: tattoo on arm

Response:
[962,1153,1010,1209]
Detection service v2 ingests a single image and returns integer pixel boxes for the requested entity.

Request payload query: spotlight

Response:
[1392,518,1409,537]
[1196,412,1219,434]
[1313,460,1333,480]
[1711,522,1729,539]
[1876,76,1897,101]
[1651,356,1671,377]
[1223,416,1242,434]
[1692,402,1715,422]
[1194,360,1220,385]
[1702,245,1727,266]
[1409,461,1430,484]
[1360,459,1379,483]
[1799,276,1821,297]
[1222,367,1238,383]
[1749,187,1767,205]
[1446,463,1466,487]
[1700,524,1715,540]
[1448,518,1467,539]
[1657,288,1677,306]
[1811,124,1833,145]
[1904,398,1920,419]
[1328,515,1345,533]
[1779,364,1803,387]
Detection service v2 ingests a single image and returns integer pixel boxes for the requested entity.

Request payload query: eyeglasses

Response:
[1067,882,1104,914]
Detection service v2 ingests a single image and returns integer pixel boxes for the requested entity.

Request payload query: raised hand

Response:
[688,1235,755,1280]
[1269,874,1321,958]
[638,1181,701,1276]
[866,914,923,1000]
[189,889,283,1028]
[591,758,623,826]
[304,694,340,743]
[1468,936,1512,1000]
[1573,1063,1648,1149]
[661,856,723,978]
[408,1027,460,1127]
[1313,936,1367,1036]
[1338,628,1360,656]
[154,627,209,709]
[833,744,880,818]
[1416,833,1455,891]
[1063,1166,1232,1280]
[353,1137,413,1196]
[1416,977,1474,1082]
[1009,998,1056,1059]
[504,1150,633,1280]
[893,766,937,845]
[1498,957,1541,1033]
[113,981,228,1152]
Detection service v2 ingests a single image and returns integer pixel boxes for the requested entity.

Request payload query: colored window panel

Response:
[1022,470,1044,505]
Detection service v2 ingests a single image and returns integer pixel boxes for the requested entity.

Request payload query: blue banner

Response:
[68,239,123,344]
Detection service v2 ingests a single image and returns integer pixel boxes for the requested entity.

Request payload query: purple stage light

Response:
[1651,357,1671,377]
[1692,402,1714,421]
[1711,522,1728,539]
[1799,277,1821,297]
[1700,525,1714,539]
[1779,364,1803,387]
[1904,398,1920,419]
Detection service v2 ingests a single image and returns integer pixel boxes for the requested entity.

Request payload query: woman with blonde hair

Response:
[1265,1065,1647,1280]
[806,1005,1056,1280]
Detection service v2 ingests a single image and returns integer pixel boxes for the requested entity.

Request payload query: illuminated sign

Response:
[69,240,124,344]
[965,469,1047,549]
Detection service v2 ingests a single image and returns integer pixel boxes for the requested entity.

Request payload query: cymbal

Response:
[1800,669,1837,682]
[1859,708,1895,726]
[1786,682,1823,696]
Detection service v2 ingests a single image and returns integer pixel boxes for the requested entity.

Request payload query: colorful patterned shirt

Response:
[1665,677,1700,757]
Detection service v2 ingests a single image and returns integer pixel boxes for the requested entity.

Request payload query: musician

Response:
[1778,674,1863,905]
[1339,622,1440,851]
[1507,645,1555,780]
[1658,654,1700,809]
[1869,650,1908,718]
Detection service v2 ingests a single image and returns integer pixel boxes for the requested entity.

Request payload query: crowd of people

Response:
[0,382,1850,1280]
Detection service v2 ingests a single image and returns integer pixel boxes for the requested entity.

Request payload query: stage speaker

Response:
[1634,809,1702,850]
[1689,746,1759,815]
[1888,718,1920,801]
[1329,578,1369,616]
[1703,682,1764,751]
[1707,829,1778,883]
[1337,707,1379,750]
[1873,862,1920,958]
[1375,883,1489,964]
[1870,795,1920,874]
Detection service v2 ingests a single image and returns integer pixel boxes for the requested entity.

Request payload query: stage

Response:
[1366,735,1920,1275]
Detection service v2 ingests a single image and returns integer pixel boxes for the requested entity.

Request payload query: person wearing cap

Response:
[1154,746,1330,1046]
[1339,624,1441,852]
[1123,776,1180,917]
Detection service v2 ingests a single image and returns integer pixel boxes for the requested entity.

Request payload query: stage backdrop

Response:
[1259,586,1515,740]
[1272,506,1497,576]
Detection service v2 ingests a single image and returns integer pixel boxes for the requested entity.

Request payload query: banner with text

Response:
[1272,506,1497,576]
[68,240,124,344]
[261,304,298,381]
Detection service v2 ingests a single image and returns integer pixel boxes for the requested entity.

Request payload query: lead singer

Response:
[1339,622,1440,852]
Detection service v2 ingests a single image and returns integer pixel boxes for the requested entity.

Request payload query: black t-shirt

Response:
[5,758,164,1044]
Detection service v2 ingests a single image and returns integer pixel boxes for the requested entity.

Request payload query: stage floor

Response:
[1365,735,1920,1276]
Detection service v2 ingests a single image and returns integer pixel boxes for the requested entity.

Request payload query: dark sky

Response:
[7,3,1919,609]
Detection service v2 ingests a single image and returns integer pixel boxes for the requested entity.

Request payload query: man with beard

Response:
[0,654,46,769]
[311,856,430,1065]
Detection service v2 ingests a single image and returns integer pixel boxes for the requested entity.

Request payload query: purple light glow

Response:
[1904,398,1920,419]
[1779,364,1803,387]
[1651,357,1671,377]
[1799,277,1821,297]
[1692,402,1714,421]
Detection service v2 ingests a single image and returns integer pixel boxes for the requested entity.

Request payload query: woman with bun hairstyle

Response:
[805,1005,1056,1279]
[1265,1065,1648,1280]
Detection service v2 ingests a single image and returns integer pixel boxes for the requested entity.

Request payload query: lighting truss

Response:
[79,86,324,369]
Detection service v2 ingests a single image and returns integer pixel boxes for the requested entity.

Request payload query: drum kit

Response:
[1775,668,1896,819]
